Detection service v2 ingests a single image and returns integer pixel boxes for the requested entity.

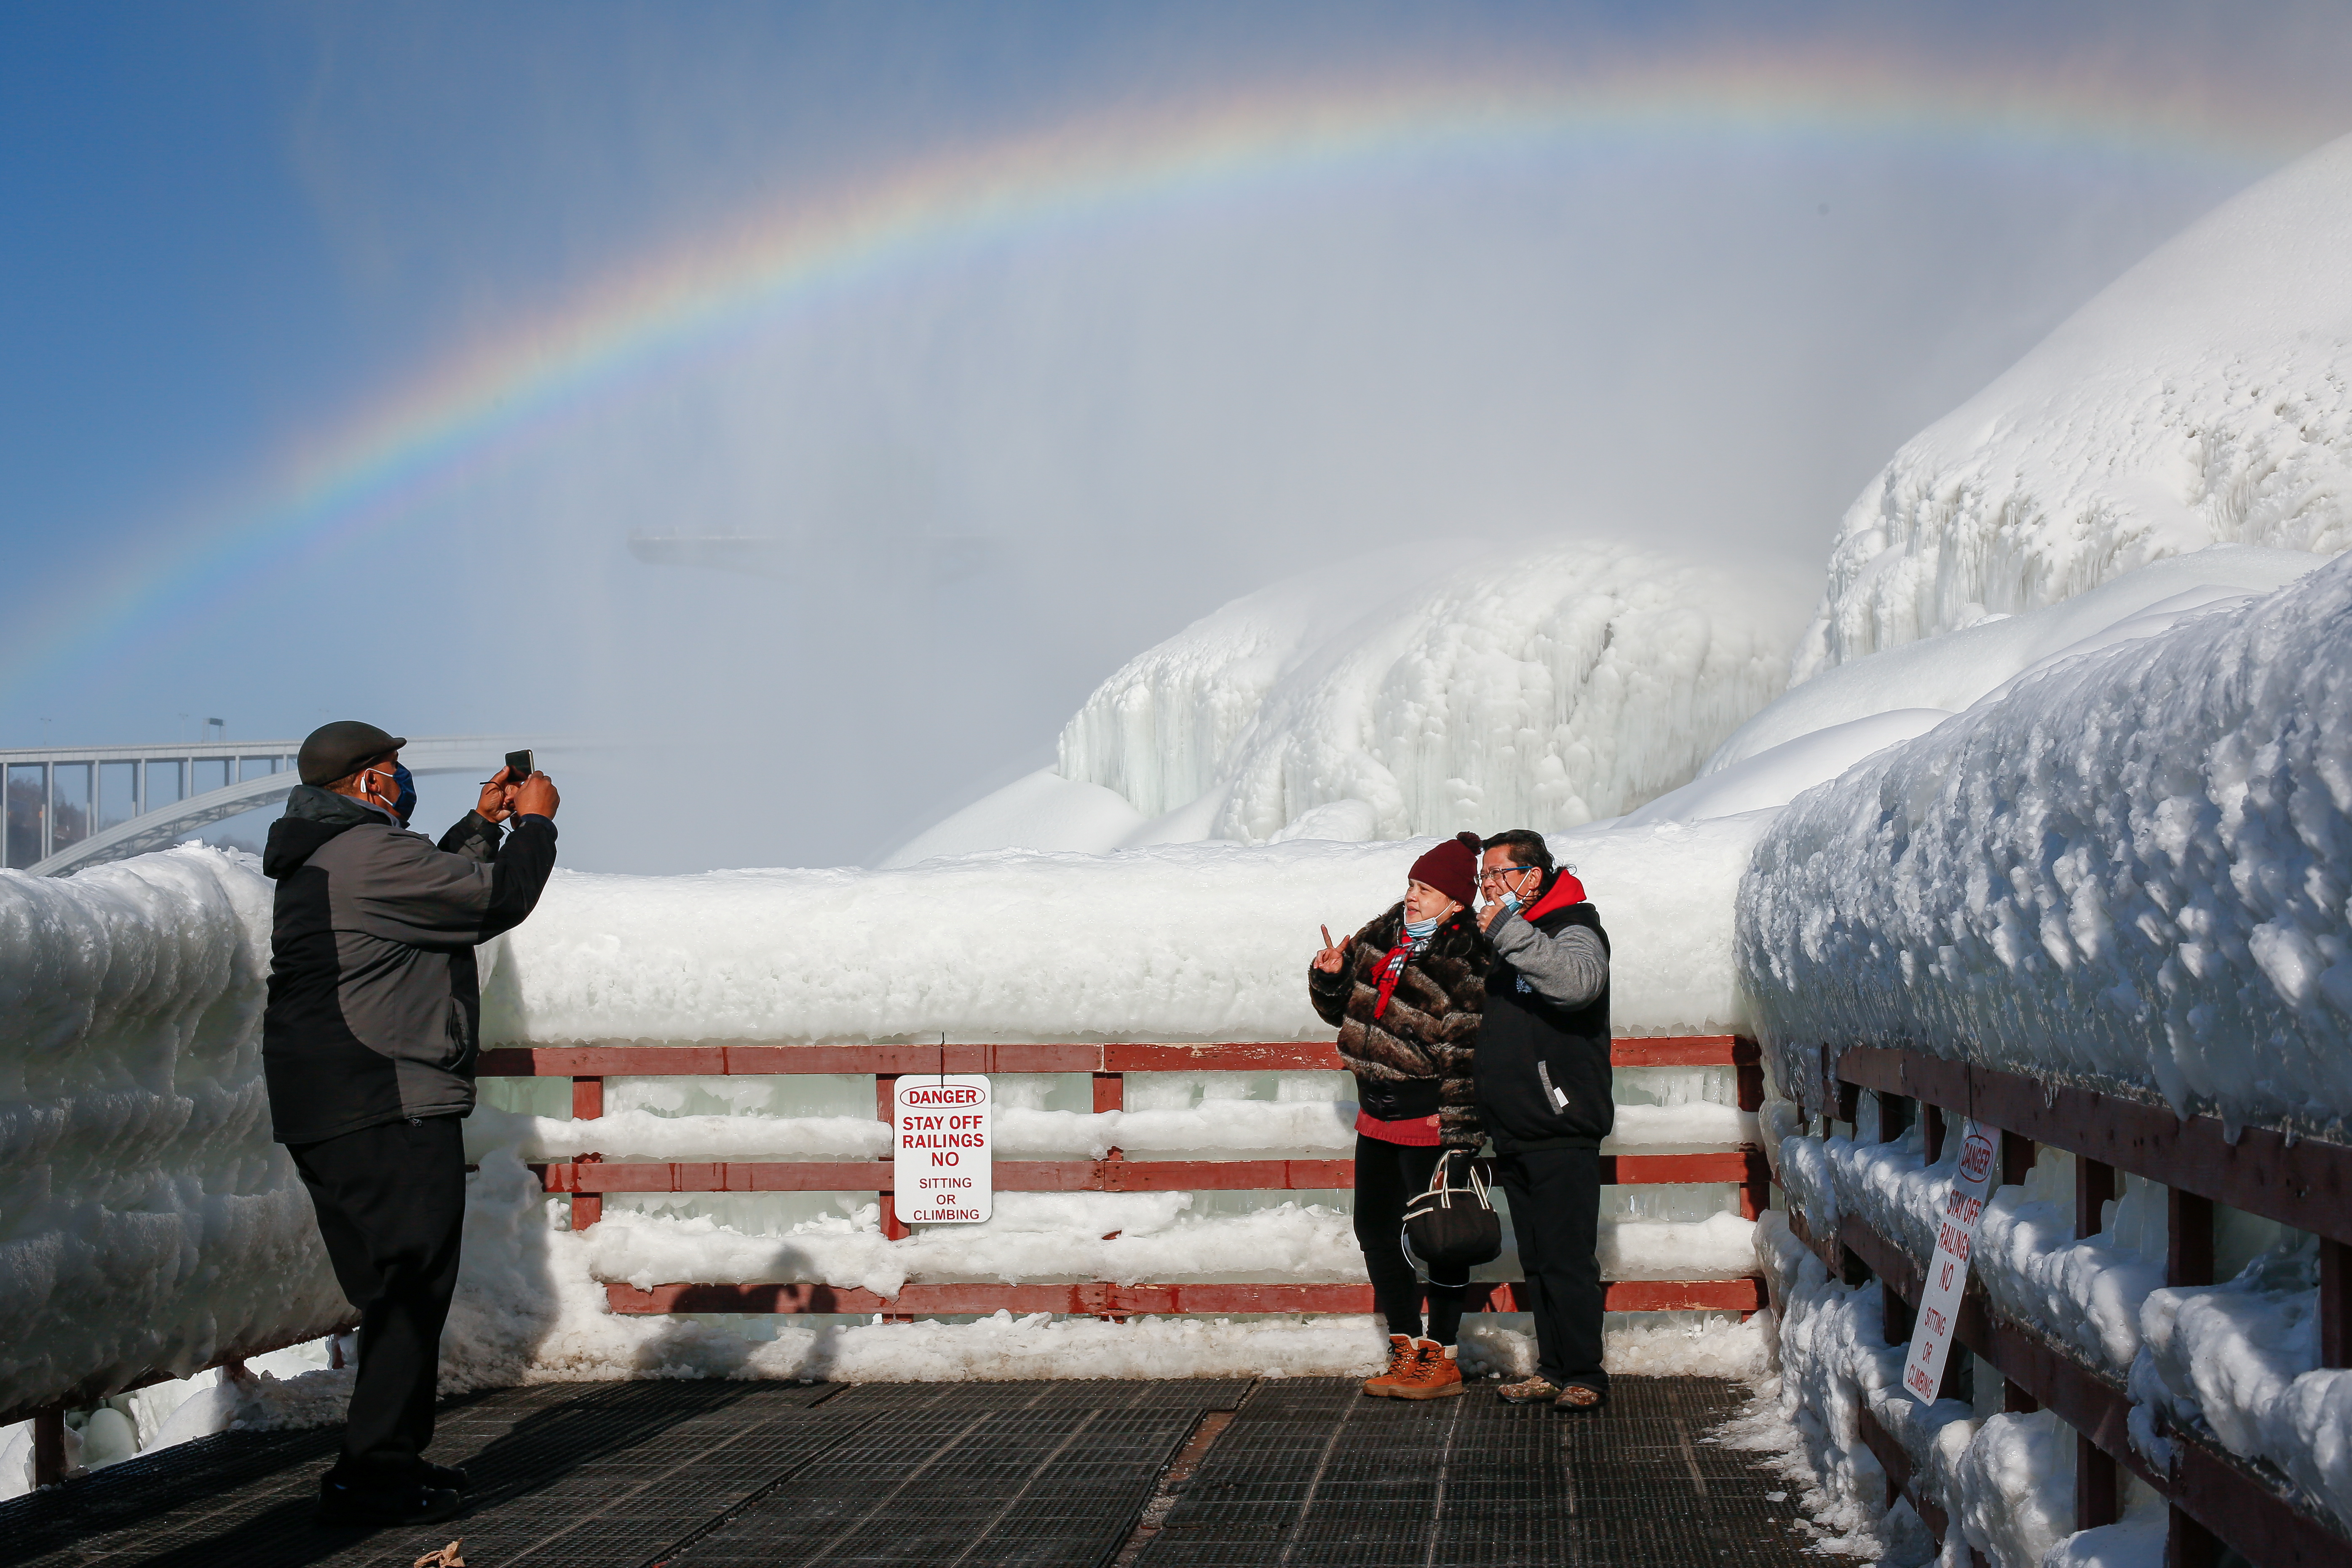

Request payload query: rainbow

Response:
[11,53,2310,693]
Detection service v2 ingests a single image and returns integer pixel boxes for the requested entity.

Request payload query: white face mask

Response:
[1404,914,1440,939]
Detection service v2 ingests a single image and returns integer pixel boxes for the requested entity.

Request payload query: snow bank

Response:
[487,828,1759,1043]
[1745,1215,2106,1568]
[1742,553,2352,1137]
[484,840,1397,1046]
[575,1194,1753,1296]
[1039,537,1812,848]
[1798,133,2352,677]
[0,847,346,1427]
[1733,1216,1906,1557]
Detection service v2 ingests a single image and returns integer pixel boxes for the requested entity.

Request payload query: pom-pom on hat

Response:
[1407,831,1484,909]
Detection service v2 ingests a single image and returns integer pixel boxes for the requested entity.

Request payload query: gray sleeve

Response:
[343,830,500,949]
[1489,915,1608,1008]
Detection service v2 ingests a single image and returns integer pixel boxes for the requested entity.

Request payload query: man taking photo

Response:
[262,722,559,1525]
[1472,829,1613,1412]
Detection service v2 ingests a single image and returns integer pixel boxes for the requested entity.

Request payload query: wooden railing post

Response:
[31,1406,65,1488]
[1999,1130,2036,1190]
[1738,1159,1768,1222]
[2165,1184,2217,1567]
[570,1075,605,1229]
[2072,1151,2116,1524]
[2076,1154,2115,1240]
[1094,1070,1126,1166]
[2077,1430,2118,1531]
[2167,1188,2214,1290]
[876,1073,909,1240]
[2321,1238,2352,1370]
[2166,1512,2222,1568]
[1884,1092,1915,1142]
[1882,1284,1916,1345]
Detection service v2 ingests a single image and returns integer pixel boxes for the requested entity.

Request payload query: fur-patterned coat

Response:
[1308,902,1491,1150]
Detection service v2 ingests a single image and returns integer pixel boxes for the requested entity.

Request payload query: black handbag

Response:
[1401,1152,1502,1276]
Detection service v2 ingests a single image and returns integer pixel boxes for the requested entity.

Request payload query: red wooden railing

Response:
[1779,1045,2352,1568]
[479,1036,1768,1322]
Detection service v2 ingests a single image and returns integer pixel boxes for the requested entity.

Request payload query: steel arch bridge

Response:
[1,735,571,877]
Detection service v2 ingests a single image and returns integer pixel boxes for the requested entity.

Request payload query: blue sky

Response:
[4,2,2349,869]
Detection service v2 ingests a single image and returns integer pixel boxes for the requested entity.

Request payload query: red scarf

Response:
[1371,920,1450,1018]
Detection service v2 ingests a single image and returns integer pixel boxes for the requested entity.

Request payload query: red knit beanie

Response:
[1407,831,1483,909]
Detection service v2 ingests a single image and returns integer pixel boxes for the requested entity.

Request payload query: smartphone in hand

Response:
[505,748,534,779]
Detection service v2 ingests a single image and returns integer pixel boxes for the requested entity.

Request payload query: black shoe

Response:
[421,1461,472,1492]
[317,1476,464,1526]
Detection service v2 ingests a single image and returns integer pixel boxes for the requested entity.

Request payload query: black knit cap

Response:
[297,720,407,786]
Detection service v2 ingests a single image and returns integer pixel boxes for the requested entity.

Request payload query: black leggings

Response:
[1352,1134,1469,1345]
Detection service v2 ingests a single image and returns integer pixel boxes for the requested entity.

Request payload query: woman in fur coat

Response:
[1309,830,1492,1401]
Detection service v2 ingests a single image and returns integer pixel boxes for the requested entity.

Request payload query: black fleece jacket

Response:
[1474,875,1613,1151]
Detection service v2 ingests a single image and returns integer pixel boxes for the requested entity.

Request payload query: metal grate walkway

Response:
[0,1378,1810,1568]
[1134,1377,1806,1566]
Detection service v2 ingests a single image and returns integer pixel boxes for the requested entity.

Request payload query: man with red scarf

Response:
[1474,828,1613,1410]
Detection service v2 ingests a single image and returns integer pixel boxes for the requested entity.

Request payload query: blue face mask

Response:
[1495,892,1521,915]
[1404,915,1440,940]
[391,763,417,826]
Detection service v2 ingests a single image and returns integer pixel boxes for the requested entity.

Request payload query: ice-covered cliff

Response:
[1797,132,2352,680]
[896,538,1813,862]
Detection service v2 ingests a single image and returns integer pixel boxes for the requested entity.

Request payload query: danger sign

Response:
[1902,1120,1998,1403]
[894,1074,993,1224]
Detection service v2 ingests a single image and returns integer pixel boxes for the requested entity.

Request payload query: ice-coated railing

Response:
[480,1036,1771,1321]
[1772,1044,2352,1568]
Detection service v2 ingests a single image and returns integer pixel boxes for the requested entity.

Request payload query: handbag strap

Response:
[1421,1152,1496,1213]
[1426,1151,1491,1206]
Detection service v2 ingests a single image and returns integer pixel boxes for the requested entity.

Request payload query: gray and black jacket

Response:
[1474,872,1612,1151]
[261,785,557,1145]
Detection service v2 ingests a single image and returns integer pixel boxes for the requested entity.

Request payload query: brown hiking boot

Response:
[1496,1374,1563,1405]
[1362,1334,1416,1398]
[1389,1340,1465,1400]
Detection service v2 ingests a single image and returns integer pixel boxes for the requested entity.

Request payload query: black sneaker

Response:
[317,1475,464,1526]
[420,1461,472,1492]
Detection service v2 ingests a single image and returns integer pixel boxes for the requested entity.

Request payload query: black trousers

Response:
[289,1115,468,1482]
[1352,1134,1468,1346]
[1497,1146,1606,1391]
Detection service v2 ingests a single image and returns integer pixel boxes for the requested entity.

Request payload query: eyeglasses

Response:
[1477,865,1536,885]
